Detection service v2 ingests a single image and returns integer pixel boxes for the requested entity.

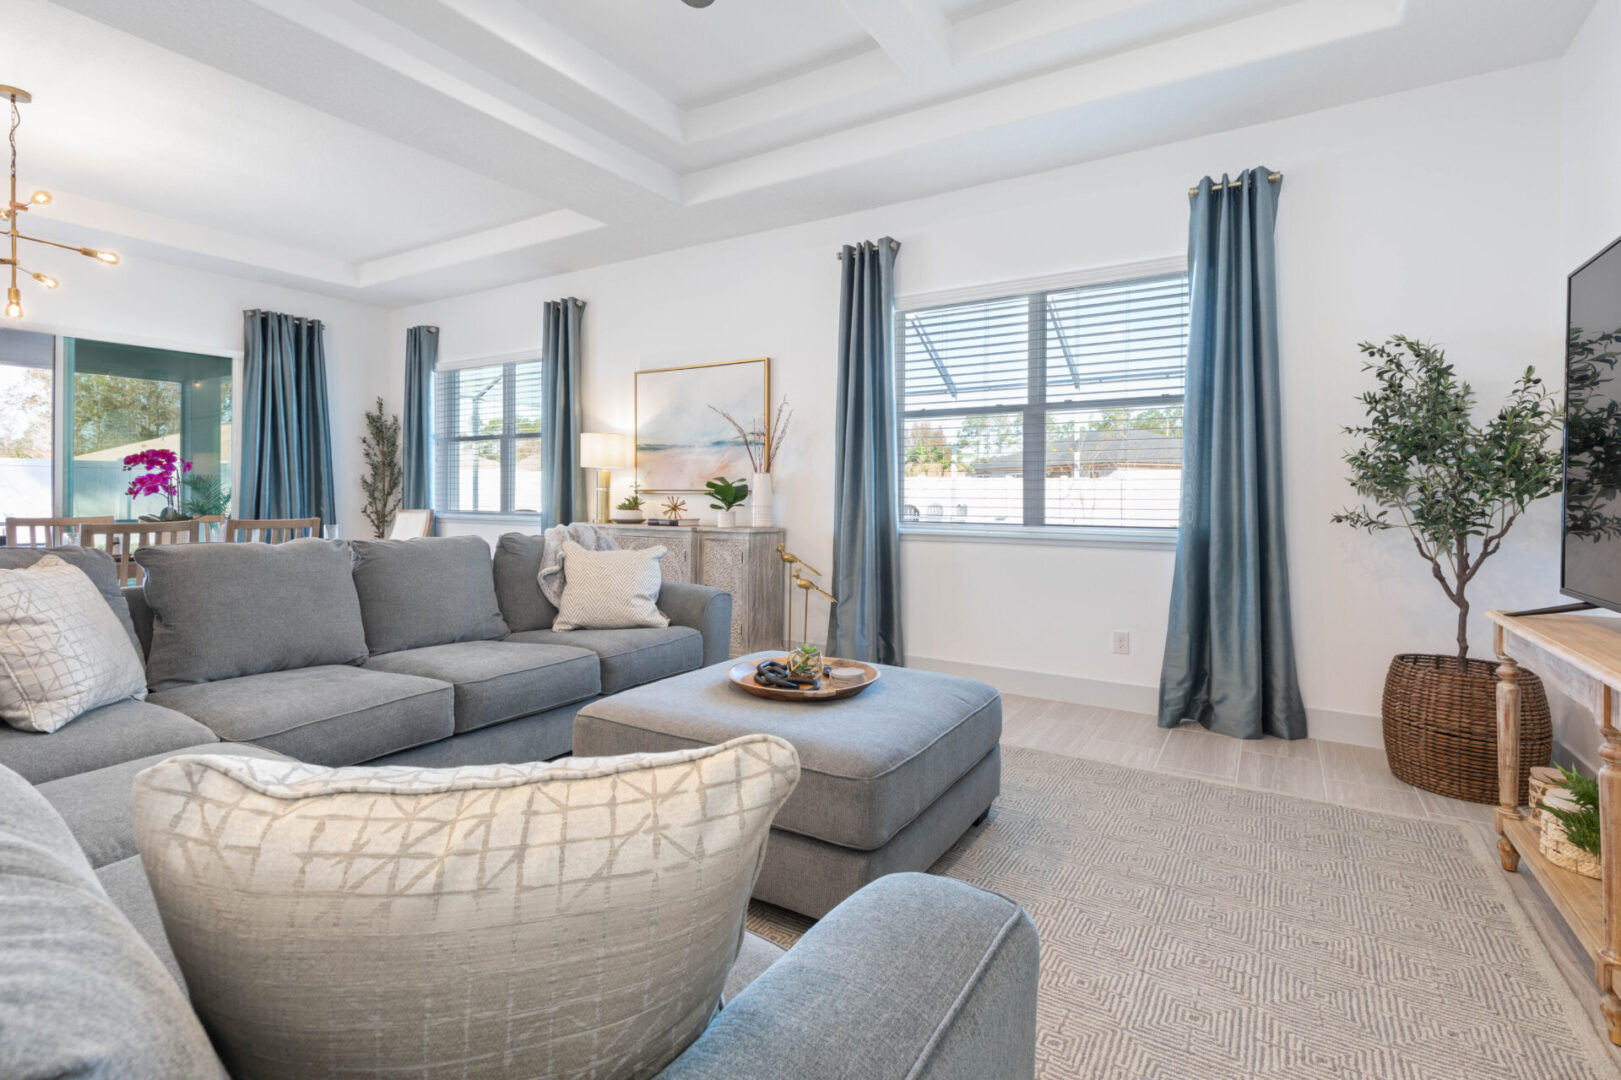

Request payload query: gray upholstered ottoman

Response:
[573,652,1001,918]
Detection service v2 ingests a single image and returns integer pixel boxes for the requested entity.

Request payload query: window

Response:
[898,266,1188,535]
[433,358,544,515]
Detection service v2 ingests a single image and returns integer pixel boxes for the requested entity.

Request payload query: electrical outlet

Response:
[1112,630,1131,655]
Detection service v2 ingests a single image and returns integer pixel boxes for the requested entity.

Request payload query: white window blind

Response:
[899,270,1188,532]
[433,358,544,515]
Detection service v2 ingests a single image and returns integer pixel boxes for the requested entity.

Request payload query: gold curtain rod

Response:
[835,240,900,260]
[1188,171,1282,197]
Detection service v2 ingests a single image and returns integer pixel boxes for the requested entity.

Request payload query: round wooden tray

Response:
[727,658,881,702]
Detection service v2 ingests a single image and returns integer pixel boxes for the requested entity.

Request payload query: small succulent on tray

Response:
[787,643,823,678]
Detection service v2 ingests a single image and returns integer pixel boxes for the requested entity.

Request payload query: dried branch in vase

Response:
[709,396,793,474]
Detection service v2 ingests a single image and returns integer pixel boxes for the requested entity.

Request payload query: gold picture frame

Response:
[634,357,770,493]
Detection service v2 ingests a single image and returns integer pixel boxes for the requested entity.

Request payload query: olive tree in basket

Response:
[1333,336,1561,802]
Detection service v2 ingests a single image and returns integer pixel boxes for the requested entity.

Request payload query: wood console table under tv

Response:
[1488,608,1621,1044]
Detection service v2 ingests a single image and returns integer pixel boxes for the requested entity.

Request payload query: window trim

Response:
[894,256,1187,543]
[433,354,544,518]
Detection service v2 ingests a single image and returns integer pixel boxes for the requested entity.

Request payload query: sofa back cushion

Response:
[351,535,508,654]
[132,735,800,1080]
[137,539,368,692]
[0,762,228,1079]
[492,531,559,632]
[0,545,140,650]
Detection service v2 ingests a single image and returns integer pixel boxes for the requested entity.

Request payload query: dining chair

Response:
[81,520,203,586]
[4,516,115,548]
[222,517,321,544]
[388,509,434,540]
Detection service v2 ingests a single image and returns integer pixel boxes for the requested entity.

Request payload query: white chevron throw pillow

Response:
[552,540,670,631]
[131,735,801,1080]
[0,554,148,733]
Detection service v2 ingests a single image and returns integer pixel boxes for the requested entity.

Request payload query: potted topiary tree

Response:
[1333,336,1562,803]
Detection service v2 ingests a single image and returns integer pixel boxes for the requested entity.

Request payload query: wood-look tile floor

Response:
[1000,695,1621,1068]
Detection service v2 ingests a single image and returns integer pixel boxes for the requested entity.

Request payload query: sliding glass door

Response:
[0,330,55,521]
[0,328,233,528]
[63,339,232,521]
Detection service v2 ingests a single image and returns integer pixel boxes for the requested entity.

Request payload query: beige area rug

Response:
[747,745,1617,1080]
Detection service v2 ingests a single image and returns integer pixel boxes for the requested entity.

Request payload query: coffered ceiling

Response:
[3,0,1595,305]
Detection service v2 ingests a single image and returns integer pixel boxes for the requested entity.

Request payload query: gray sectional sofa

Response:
[0,533,731,784]
[0,534,1042,1078]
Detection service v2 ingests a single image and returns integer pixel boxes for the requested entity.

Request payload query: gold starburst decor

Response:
[0,86,118,320]
[661,496,687,521]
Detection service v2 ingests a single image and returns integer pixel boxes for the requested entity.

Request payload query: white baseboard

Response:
[906,654,1386,748]
[907,654,1160,715]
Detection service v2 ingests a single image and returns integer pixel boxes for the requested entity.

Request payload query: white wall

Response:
[1561,0,1621,273]
[392,62,1575,750]
[1553,0,1621,768]
[17,258,389,540]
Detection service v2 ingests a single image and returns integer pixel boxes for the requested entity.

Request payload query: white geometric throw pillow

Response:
[553,540,670,631]
[131,735,800,1080]
[0,555,148,733]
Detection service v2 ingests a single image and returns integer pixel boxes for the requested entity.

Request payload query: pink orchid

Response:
[123,450,193,512]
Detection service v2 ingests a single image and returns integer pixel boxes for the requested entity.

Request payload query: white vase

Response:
[714,508,735,528]
[751,472,774,527]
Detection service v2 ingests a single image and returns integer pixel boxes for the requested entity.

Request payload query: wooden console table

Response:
[1489,609,1621,1043]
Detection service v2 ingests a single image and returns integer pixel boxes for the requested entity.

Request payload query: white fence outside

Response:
[902,466,1180,529]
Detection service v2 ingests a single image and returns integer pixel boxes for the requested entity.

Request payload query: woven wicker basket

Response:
[1380,654,1551,805]
[1526,765,1562,828]
[1540,791,1602,879]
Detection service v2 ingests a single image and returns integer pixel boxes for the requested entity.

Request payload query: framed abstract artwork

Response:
[635,357,770,493]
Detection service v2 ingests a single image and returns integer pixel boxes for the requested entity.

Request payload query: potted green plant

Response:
[612,484,645,524]
[705,476,749,528]
[1333,336,1561,803]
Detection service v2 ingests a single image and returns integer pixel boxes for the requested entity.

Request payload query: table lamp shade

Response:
[580,432,631,470]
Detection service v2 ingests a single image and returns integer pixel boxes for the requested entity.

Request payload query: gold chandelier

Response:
[0,86,118,320]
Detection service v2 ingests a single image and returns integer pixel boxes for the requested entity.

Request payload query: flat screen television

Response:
[1563,234,1621,611]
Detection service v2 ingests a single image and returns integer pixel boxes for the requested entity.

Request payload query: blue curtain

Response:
[1158,169,1305,739]
[827,238,903,664]
[239,310,337,526]
[402,325,436,510]
[541,298,585,528]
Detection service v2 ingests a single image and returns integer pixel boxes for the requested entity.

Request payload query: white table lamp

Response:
[580,432,632,522]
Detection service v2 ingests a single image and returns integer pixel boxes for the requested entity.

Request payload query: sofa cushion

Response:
[492,532,559,632]
[0,698,217,784]
[363,640,600,733]
[351,534,509,654]
[149,666,454,765]
[40,742,290,869]
[508,626,703,695]
[0,555,149,733]
[137,539,368,692]
[0,763,228,1079]
[575,655,1002,851]
[0,545,139,650]
[130,736,800,1080]
[97,854,186,989]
